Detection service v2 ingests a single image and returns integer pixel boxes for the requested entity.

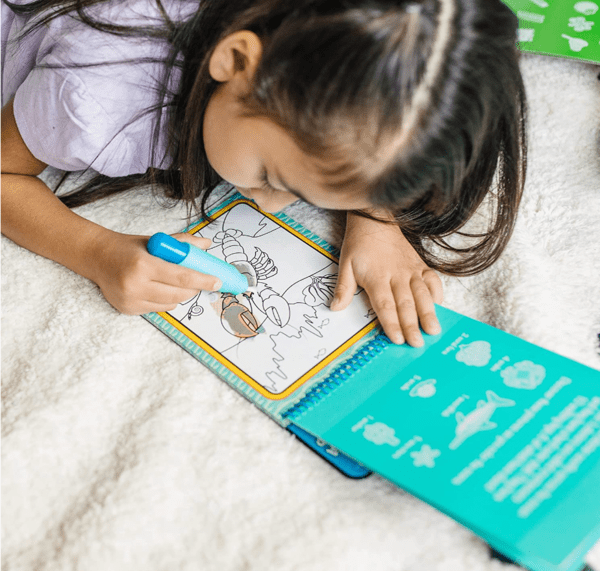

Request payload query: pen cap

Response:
[147,232,189,264]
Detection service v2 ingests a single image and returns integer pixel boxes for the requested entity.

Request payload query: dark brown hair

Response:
[6,0,527,275]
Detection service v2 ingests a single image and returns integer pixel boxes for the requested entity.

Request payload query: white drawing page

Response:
[166,201,376,397]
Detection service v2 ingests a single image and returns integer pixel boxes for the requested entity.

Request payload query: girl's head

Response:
[201,29,375,213]
[42,0,525,275]
[171,0,526,274]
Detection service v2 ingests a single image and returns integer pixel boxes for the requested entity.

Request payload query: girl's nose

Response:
[255,193,298,213]
[239,187,298,213]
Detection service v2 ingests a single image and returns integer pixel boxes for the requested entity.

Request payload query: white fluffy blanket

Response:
[3,55,600,571]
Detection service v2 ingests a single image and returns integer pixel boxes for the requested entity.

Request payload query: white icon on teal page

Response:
[441,394,470,418]
[409,379,437,398]
[351,415,374,432]
[501,360,546,389]
[410,444,441,468]
[391,435,423,459]
[455,340,492,367]
[362,422,400,446]
[561,34,589,51]
[449,390,515,450]
[574,1,598,15]
[569,16,595,31]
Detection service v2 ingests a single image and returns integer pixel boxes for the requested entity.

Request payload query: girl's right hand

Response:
[90,232,222,315]
[3,98,219,315]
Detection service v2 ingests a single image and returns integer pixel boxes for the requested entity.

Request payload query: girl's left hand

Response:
[330,211,443,347]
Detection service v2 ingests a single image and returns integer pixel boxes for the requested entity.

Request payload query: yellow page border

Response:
[157,199,378,400]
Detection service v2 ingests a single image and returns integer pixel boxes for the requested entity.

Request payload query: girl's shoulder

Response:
[3,0,199,81]
[4,0,199,176]
[6,0,198,26]
[71,0,198,31]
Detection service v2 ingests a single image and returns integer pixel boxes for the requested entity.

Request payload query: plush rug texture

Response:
[2,55,600,571]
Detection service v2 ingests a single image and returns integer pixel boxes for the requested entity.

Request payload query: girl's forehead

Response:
[267,147,374,210]
[252,116,378,206]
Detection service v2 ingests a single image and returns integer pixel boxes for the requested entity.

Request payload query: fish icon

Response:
[449,390,515,450]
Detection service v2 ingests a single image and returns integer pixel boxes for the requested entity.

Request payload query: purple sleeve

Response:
[11,2,177,176]
[14,64,153,175]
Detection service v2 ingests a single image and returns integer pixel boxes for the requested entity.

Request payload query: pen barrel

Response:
[147,233,248,295]
[180,246,248,295]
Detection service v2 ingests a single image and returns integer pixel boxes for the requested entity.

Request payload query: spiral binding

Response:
[283,334,391,421]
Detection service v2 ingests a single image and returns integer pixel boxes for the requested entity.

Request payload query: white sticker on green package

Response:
[503,0,600,63]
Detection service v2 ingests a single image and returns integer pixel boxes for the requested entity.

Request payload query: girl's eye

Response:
[259,168,279,193]
[259,168,271,189]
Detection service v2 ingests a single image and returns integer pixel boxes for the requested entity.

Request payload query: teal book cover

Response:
[287,309,600,571]
[144,193,600,571]
[502,0,600,63]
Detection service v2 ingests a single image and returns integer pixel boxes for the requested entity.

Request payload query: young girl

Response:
[1,0,526,347]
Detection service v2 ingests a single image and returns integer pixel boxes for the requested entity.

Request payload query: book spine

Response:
[283,334,391,421]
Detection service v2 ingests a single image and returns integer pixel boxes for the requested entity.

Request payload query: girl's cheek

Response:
[235,186,252,199]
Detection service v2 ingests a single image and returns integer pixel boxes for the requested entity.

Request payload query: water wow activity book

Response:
[144,194,600,571]
[502,0,600,64]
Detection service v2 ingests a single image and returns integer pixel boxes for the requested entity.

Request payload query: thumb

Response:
[330,262,358,311]
[172,232,212,250]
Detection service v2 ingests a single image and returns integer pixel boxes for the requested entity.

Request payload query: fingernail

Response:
[212,280,222,291]
[430,321,442,335]
[392,333,405,345]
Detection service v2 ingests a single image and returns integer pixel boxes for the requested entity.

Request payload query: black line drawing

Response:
[220,292,262,338]
[166,203,375,394]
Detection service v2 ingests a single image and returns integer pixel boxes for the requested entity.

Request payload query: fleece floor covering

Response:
[2,54,600,571]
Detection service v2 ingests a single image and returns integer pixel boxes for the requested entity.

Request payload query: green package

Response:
[503,0,600,63]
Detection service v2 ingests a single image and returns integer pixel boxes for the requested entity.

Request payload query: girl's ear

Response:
[208,31,263,86]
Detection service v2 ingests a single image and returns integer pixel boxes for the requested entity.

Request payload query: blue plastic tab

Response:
[287,423,371,479]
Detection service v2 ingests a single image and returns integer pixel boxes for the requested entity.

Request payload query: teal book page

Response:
[502,0,600,63]
[288,306,600,571]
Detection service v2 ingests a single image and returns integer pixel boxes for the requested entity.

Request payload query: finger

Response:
[365,283,405,345]
[387,276,423,346]
[423,269,444,304]
[173,232,212,250]
[150,258,222,292]
[392,291,423,347]
[120,302,180,316]
[411,276,441,336]
[142,281,205,306]
[330,261,358,311]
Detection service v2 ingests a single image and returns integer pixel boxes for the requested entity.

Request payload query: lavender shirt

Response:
[2,0,197,176]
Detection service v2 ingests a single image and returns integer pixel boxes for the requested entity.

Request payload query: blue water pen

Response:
[147,232,249,295]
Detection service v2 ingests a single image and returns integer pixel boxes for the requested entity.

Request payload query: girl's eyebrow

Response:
[264,166,313,204]
[272,168,312,202]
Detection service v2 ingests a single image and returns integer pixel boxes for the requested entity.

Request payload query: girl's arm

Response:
[1,100,221,314]
[331,209,443,347]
